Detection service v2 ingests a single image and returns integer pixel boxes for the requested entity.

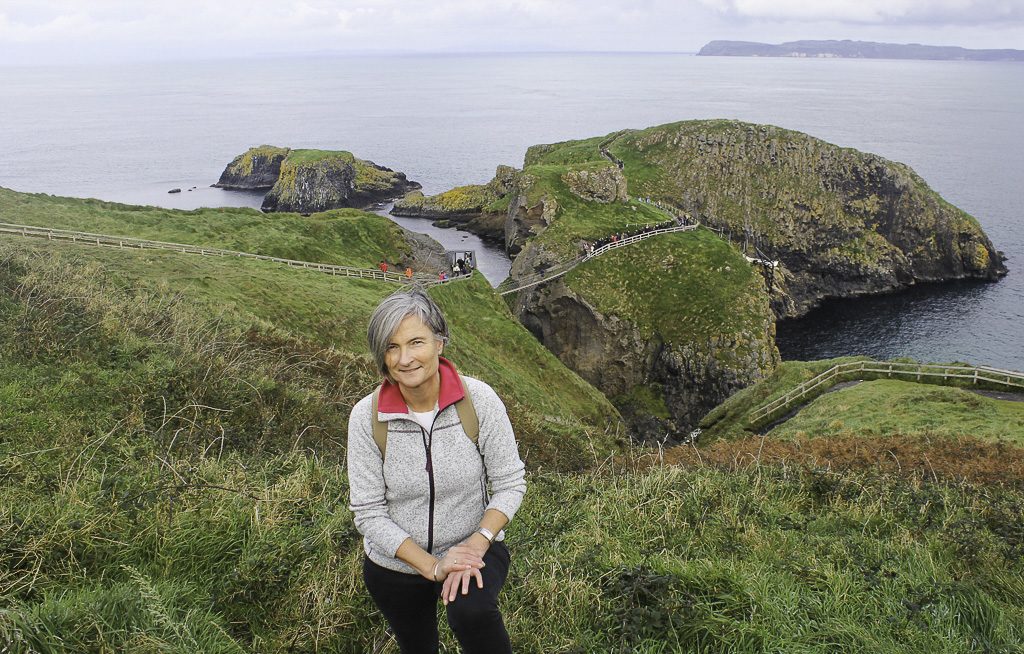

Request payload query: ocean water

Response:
[2,53,1022,369]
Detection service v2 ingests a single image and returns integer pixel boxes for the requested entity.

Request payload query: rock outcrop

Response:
[562,166,627,203]
[529,120,1007,318]
[214,147,419,212]
[390,165,518,245]
[213,145,290,190]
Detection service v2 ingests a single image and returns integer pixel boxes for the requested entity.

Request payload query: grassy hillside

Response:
[699,356,1024,445]
[0,187,412,266]
[566,228,769,360]
[2,189,1022,652]
[0,189,623,464]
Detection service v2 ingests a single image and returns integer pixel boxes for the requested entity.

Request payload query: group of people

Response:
[584,216,688,256]
[378,255,475,285]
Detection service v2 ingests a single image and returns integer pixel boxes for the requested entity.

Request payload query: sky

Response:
[1,0,1023,65]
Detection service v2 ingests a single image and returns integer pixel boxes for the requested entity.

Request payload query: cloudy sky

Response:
[2,0,1023,65]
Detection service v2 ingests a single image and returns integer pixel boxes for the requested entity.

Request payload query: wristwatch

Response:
[477,527,496,543]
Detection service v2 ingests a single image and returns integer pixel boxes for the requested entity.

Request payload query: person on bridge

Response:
[379,260,389,273]
[405,267,414,280]
[347,288,525,654]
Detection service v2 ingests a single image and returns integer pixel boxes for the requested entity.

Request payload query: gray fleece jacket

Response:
[347,359,527,574]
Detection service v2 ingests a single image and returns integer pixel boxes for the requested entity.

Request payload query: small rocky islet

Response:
[216,120,1006,442]
[213,145,420,212]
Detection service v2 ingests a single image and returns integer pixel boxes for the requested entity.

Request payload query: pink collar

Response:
[377,356,465,414]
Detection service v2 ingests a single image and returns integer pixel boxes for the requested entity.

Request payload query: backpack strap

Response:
[455,376,479,445]
[370,376,479,460]
[371,387,388,459]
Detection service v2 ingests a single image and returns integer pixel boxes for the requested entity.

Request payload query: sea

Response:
[2,53,1022,369]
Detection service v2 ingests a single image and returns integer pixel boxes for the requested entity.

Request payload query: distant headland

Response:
[698,39,1024,61]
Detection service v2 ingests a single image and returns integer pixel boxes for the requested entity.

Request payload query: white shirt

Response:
[409,405,438,432]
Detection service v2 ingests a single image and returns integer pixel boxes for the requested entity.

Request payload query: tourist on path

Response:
[348,288,526,654]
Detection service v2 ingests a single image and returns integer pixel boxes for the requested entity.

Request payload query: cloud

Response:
[695,0,1024,26]
[0,0,1021,64]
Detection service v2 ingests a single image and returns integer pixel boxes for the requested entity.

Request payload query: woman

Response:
[348,288,526,654]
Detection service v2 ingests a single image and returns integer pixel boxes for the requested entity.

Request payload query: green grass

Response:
[566,228,772,356]
[0,232,622,468]
[2,222,1023,653]
[699,358,870,440]
[700,357,1024,445]
[3,433,1022,652]
[773,379,1024,444]
[513,163,668,260]
[0,187,412,267]
[283,149,355,166]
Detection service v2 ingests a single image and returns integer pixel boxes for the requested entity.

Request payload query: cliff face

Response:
[592,120,1007,317]
[212,146,290,190]
[215,147,419,212]
[503,161,779,441]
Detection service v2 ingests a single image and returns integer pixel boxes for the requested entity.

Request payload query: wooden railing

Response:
[0,221,461,286]
[748,360,1024,428]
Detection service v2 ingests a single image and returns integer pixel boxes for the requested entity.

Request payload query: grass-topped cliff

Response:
[588,120,1006,316]
[2,189,1023,652]
[213,145,420,213]
[497,137,778,439]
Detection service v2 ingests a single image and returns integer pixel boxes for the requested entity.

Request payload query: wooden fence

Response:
[748,360,1024,428]
[0,221,455,285]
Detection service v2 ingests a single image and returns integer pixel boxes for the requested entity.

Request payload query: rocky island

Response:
[214,145,420,212]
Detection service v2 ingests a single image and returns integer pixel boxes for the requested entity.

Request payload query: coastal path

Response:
[748,360,1024,430]
[0,221,473,287]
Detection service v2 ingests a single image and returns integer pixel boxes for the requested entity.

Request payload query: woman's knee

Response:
[445,593,501,630]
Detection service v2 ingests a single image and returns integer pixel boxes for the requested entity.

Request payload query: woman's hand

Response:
[441,567,484,605]
[436,543,485,579]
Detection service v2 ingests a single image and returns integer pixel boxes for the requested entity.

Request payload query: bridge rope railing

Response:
[748,360,1024,428]
[0,221,473,287]
[496,223,699,296]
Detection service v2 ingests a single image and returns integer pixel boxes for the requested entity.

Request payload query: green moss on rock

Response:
[261,149,417,213]
[213,145,290,190]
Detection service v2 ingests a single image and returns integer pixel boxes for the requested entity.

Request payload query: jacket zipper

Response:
[421,411,440,553]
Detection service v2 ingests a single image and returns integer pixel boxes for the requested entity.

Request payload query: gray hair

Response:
[367,287,450,380]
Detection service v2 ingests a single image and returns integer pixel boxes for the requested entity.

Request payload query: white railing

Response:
[748,360,1024,427]
[497,223,698,296]
[0,221,461,286]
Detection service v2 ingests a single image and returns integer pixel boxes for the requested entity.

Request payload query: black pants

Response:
[363,542,513,654]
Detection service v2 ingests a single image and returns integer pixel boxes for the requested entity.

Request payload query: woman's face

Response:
[385,315,443,393]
